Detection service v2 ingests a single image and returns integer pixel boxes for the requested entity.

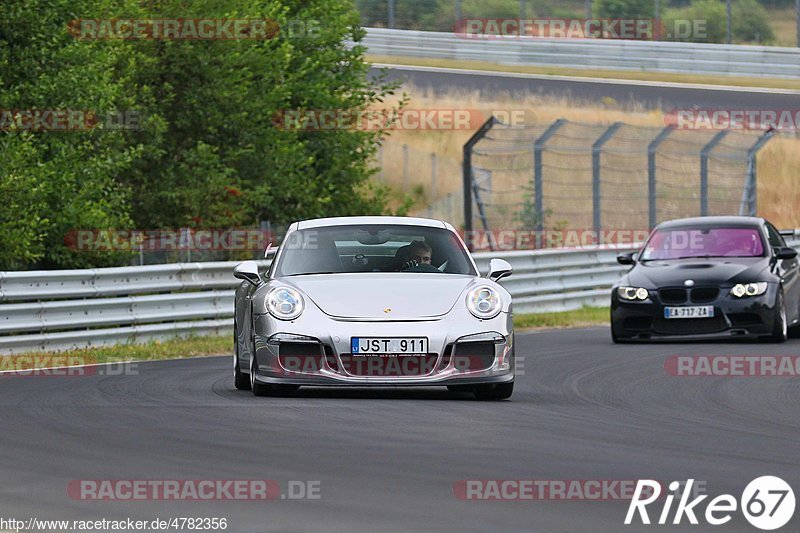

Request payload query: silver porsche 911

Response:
[232,216,515,400]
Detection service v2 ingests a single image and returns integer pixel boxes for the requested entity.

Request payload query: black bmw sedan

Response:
[611,216,799,343]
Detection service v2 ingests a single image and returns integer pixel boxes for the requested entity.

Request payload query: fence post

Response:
[377,144,384,182]
[463,116,497,248]
[647,125,674,229]
[592,122,623,235]
[402,144,409,187]
[533,119,566,246]
[700,131,728,216]
[430,152,437,199]
[742,129,776,216]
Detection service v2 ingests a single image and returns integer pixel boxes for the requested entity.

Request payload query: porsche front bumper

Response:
[250,307,515,386]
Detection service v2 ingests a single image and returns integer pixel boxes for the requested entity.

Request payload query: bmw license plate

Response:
[664,306,715,319]
[351,337,428,355]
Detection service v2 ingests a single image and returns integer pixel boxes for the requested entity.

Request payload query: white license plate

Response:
[351,337,428,355]
[664,306,715,319]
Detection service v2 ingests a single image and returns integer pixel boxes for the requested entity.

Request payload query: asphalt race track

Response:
[372,65,800,111]
[1,328,799,532]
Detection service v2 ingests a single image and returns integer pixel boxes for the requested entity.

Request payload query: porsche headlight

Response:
[267,287,305,320]
[467,285,502,319]
[730,282,767,298]
[618,286,649,301]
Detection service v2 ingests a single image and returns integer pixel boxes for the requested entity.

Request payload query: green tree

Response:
[0,0,400,269]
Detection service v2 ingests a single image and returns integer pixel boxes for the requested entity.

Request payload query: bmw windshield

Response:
[640,227,766,261]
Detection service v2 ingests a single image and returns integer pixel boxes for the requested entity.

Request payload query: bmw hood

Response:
[282,274,476,319]
[624,257,769,287]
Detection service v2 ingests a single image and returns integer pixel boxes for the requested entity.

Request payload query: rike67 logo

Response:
[625,477,795,530]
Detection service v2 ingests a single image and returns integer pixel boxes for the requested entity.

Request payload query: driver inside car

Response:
[400,240,432,270]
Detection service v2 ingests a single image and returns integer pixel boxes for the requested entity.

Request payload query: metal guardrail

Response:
[362,28,800,79]
[1,234,799,354]
[0,261,269,355]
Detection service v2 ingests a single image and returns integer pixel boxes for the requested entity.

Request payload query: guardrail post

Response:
[741,128,776,216]
[647,125,674,229]
[592,122,623,235]
[533,119,566,247]
[700,131,728,216]
[463,116,498,249]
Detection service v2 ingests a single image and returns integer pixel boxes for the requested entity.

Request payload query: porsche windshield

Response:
[640,227,766,260]
[274,224,477,276]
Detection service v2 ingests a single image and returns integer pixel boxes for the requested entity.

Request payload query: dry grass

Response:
[375,85,800,229]
[768,7,798,48]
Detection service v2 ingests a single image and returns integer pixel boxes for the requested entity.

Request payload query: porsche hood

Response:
[282,274,476,319]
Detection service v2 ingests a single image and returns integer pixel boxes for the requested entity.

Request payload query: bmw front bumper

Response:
[610,284,780,341]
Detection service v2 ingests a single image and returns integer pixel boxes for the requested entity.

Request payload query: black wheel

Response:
[249,355,300,397]
[766,291,788,343]
[610,317,631,344]
[473,382,514,400]
[233,321,251,390]
[250,355,273,397]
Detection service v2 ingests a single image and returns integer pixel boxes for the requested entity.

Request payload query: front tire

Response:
[767,291,788,343]
[473,382,514,400]
[249,355,300,397]
[250,354,273,397]
[610,316,631,344]
[234,321,250,391]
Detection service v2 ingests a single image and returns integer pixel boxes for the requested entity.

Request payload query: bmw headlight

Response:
[618,286,649,301]
[467,285,502,319]
[267,287,305,320]
[730,282,767,298]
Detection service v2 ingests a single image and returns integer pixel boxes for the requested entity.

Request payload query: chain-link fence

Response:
[463,116,778,249]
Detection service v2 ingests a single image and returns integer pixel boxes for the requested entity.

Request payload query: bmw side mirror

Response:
[234,261,262,285]
[487,258,512,282]
[617,252,636,265]
[775,247,798,260]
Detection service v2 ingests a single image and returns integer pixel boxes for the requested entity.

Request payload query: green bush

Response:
[664,0,774,43]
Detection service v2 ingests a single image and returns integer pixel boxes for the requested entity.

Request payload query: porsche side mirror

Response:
[487,258,512,282]
[617,252,636,265]
[775,247,798,260]
[234,261,262,285]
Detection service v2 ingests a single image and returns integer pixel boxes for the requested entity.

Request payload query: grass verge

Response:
[1,335,233,371]
[367,54,800,91]
[2,308,610,371]
[514,306,609,329]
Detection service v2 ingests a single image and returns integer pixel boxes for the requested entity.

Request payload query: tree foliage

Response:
[0,0,400,269]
